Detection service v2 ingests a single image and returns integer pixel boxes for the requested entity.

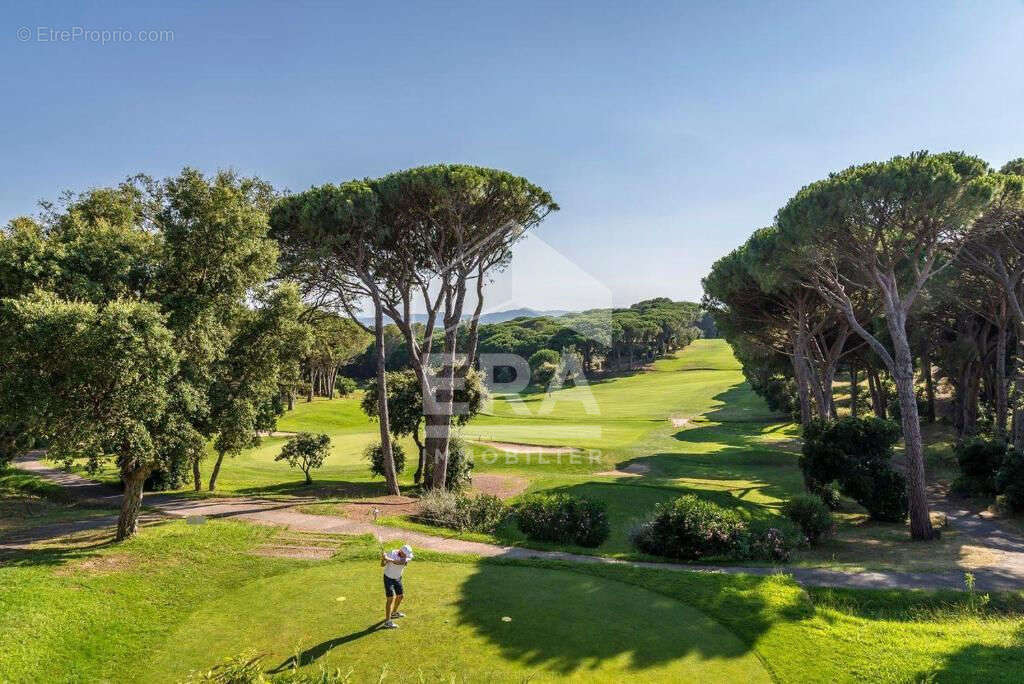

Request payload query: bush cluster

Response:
[952,437,1008,496]
[335,376,358,397]
[364,442,406,478]
[416,490,507,533]
[781,493,834,545]
[995,447,1024,512]
[630,494,803,562]
[514,493,610,548]
[799,417,908,522]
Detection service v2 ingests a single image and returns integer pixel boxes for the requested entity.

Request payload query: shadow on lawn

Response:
[0,516,169,568]
[233,479,389,500]
[453,560,808,675]
[268,624,380,673]
[927,623,1024,682]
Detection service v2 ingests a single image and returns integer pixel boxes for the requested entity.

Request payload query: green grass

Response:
[0,469,110,536]
[60,338,1019,571]
[1,519,1022,682]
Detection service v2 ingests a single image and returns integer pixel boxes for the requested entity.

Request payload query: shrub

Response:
[631,495,805,562]
[746,520,802,563]
[144,457,191,492]
[996,447,1024,512]
[335,376,358,397]
[514,493,610,548]
[277,432,332,484]
[953,437,1007,496]
[856,468,909,522]
[630,494,745,560]
[800,416,907,522]
[416,489,507,533]
[782,494,834,545]
[364,441,406,479]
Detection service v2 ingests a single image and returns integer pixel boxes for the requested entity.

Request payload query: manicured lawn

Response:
[1,519,1022,683]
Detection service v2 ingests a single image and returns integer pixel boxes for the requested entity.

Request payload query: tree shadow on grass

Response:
[233,479,389,500]
[925,623,1024,682]
[267,624,381,673]
[0,515,170,568]
[454,558,810,676]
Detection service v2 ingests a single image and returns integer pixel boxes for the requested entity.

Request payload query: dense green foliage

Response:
[365,441,407,479]
[475,298,703,375]
[801,417,909,522]
[995,447,1024,512]
[514,493,610,548]
[953,437,1008,496]
[416,490,508,533]
[632,495,802,563]
[781,494,835,545]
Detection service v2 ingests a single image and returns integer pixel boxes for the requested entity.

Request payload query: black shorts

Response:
[383,575,404,597]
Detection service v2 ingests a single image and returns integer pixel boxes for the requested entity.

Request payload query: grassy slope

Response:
[1,520,1022,683]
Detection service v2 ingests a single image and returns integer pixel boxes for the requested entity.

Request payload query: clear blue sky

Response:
[3,1,1023,309]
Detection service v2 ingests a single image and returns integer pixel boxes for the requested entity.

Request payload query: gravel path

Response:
[11,455,1024,592]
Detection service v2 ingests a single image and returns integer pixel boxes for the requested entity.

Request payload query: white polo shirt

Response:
[383,551,408,579]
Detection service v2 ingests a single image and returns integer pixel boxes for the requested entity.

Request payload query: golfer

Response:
[380,544,413,629]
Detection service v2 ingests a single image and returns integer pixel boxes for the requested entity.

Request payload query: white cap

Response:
[400,544,414,559]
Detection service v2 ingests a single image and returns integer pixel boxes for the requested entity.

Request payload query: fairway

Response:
[70,339,805,556]
[149,561,770,683]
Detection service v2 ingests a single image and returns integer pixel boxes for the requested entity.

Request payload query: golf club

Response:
[371,507,384,553]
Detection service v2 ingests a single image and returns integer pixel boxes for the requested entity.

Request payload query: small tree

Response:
[275,432,331,484]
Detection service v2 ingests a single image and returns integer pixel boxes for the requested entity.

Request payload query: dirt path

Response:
[11,454,1024,592]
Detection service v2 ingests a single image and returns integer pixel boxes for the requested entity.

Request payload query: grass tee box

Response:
[2,519,1023,683]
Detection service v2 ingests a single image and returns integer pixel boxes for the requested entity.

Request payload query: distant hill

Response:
[478,308,572,323]
[360,307,572,326]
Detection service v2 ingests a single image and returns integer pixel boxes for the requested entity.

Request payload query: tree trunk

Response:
[849,365,859,418]
[960,362,981,438]
[425,325,458,490]
[208,450,226,492]
[373,301,400,496]
[117,468,148,541]
[866,364,887,419]
[412,421,425,485]
[887,318,935,541]
[792,336,812,425]
[995,304,1009,438]
[922,344,936,424]
[287,391,295,411]
[193,458,201,492]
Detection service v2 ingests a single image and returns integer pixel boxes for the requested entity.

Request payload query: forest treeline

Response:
[703,151,1024,540]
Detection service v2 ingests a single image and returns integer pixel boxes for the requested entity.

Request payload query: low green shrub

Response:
[631,495,806,562]
[953,437,1007,496]
[996,447,1024,512]
[746,520,802,563]
[514,493,610,548]
[782,493,834,545]
[847,468,908,523]
[416,490,508,533]
[800,416,908,522]
[630,494,745,560]
[364,442,406,478]
[335,376,358,397]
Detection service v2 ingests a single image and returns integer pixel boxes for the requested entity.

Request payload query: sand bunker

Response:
[473,440,579,454]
